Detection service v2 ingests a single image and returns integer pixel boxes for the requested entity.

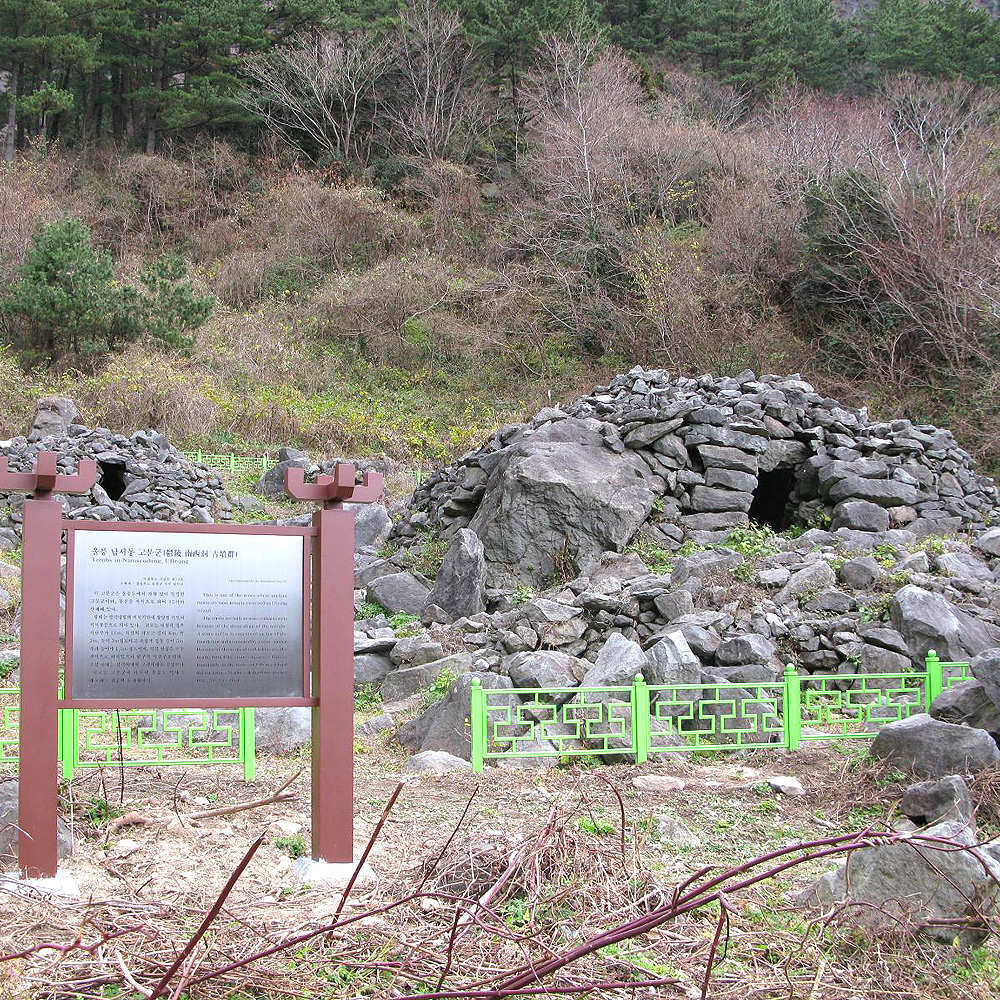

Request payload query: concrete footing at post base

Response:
[291,857,376,887]
[0,869,81,897]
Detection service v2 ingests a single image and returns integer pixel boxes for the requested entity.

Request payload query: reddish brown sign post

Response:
[0,452,382,878]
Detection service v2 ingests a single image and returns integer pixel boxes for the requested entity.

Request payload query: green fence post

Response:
[61,710,77,781]
[229,454,237,473]
[196,448,204,465]
[241,708,256,782]
[783,664,801,751]
[925,649,943,710]
[261,456,268,474]
[632,673,650,764]
[470,679,486,773]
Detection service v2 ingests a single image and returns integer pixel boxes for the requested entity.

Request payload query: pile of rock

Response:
[395,369,1000,588]
[0,397,233,539]
[346,370,1000,767]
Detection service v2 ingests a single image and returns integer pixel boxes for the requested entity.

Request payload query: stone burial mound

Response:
[0,396,233,544]
[393,368,1000,589]
[348,367,1000,779]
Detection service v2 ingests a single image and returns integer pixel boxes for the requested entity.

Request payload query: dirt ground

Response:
[0,717,998,999]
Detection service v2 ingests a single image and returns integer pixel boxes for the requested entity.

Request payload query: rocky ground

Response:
[1,734,999,998]
[5,370,1000,984]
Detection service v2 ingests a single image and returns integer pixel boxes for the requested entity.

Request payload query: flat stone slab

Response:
[0,869,81,897]
[291,857,376,887]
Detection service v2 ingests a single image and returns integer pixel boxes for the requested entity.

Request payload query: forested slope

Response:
[1,0,998,471]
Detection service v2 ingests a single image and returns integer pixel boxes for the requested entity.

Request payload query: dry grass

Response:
[0,738,997,999]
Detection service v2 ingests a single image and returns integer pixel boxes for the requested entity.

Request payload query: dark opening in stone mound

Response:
[747,467,795,532]
[98,460,127,501]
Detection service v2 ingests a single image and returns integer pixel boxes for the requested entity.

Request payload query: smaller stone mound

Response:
[1,397,232,534]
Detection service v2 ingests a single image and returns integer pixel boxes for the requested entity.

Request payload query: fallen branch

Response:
[189,791,296,820]
[189,766,303,819]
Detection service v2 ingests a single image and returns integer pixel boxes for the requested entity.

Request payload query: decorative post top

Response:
[284,463,384,509]
[0,451,97,499]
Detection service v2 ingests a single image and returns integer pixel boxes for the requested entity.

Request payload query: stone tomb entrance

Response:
[747,466,797,532]
[96,459,127,501]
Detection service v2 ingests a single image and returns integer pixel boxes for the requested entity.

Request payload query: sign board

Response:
[68,529,306,700]
[2,451,382,878]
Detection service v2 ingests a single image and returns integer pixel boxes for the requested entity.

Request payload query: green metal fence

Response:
[182,451,271,475]
[0,690,255,781]
[470,649,971,772]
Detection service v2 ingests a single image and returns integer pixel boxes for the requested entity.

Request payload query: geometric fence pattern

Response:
[470,650,970,772]
[0,689,255,781]
[182,451,271,475]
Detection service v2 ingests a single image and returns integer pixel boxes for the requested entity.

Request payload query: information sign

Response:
[69,530,305,699]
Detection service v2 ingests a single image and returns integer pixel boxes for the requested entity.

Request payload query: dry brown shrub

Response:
[263,175,421,271]
[404,158,482,248]
[116,141,252,242]
[199,174,424,307]
[308,252,485,365]
[0,147,68,282]
[73,349,221,441]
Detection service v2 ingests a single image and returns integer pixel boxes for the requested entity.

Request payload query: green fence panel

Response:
[69,707,252,775]
[648,679,786,752]
[475,683,637,764]
[183,451,271,475]
[798,672,925,739]
[0,690,256,781]
[0,687,19,769]
[469,653,976,772]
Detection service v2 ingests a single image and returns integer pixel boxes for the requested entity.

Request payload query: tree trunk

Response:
[3,63,19,163]
[112,69,125,142]
[146,40,165,155]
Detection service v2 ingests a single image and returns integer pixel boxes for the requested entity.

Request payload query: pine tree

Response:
[0,0,95,159]
[458,0,598,124]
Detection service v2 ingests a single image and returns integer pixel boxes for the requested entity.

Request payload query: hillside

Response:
[1,0,1000,476]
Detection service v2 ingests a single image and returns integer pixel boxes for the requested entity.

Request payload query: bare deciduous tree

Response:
[389,0,484,160]
[241,31,392,166]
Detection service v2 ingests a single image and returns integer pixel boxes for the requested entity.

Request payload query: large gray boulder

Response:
[798,820,1000,944]
[970,648,1000,711]
[973,528,1000,558]
[890,586,996,662]
[644,631,701,721]
[644,631,702,686]
[0,781,72,861]
[827,476,918,507]
[253,707,312,752]
[256,455,310,499]
[397,671,513,759]
[900,775,974,826]
[930,680,1000,735]
[402,750,472,774]
[774,560,836,606]
[27,396,78,442]
[349,503,392,550]
[354,653,393,689]
[367,572,431,616]
[581,632,646,688]
[425,528,487,619]
[505,650,587,696]
[831,500,889,533]
[468,419,656,587]
[715,634,776,667]
[382,652,472,703]
[870,714,1000,776]
[935,551,993,584]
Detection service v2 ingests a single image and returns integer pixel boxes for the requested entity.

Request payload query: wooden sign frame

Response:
[0,452,383,878]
